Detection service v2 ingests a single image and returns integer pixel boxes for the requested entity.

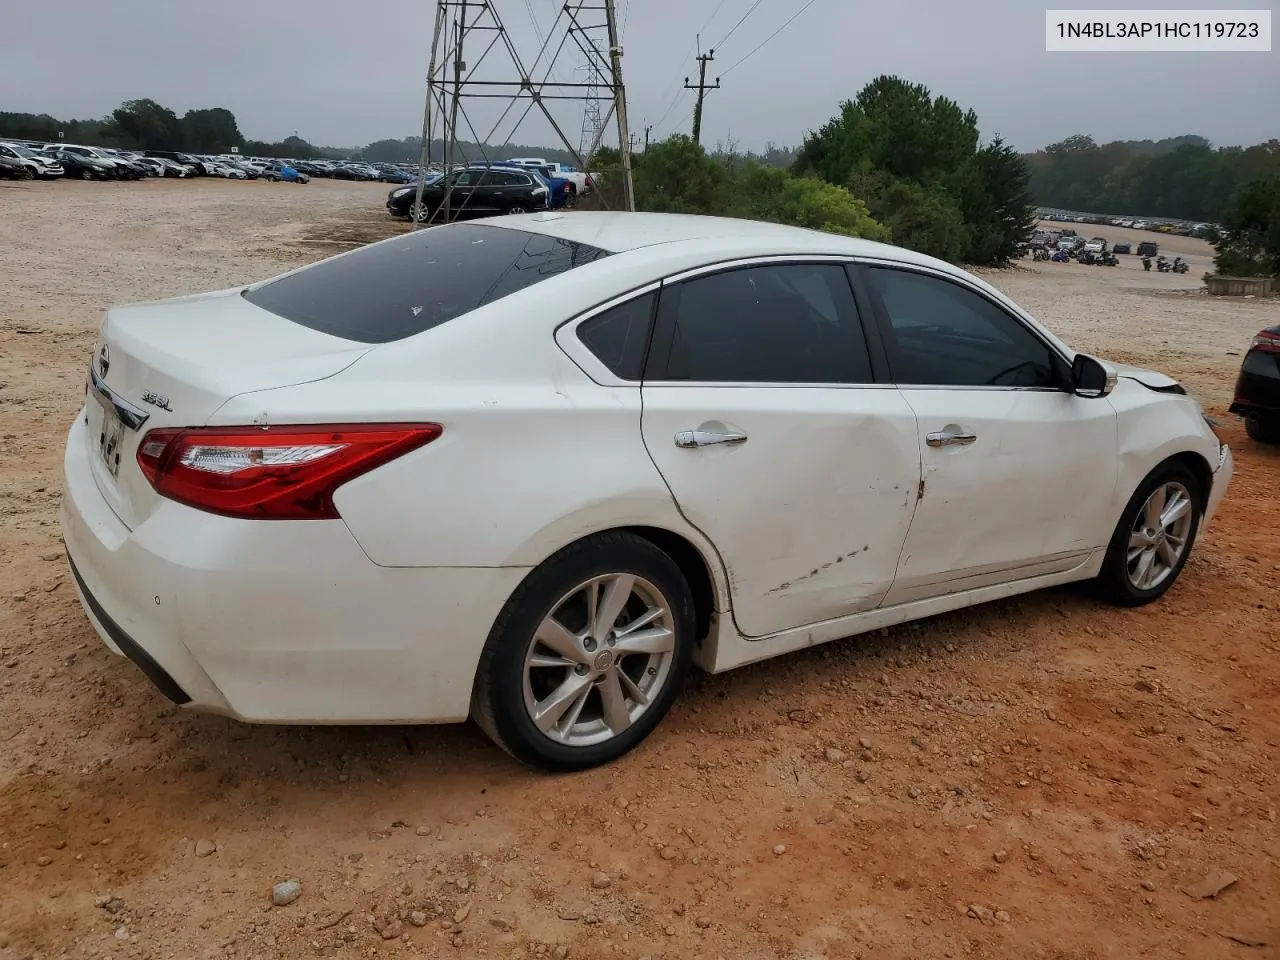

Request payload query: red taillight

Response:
[136,423,442,520]
[1250,330,1280,354]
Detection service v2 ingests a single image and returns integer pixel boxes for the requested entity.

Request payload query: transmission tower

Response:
[409,0,635,227]
[577,54,604,161]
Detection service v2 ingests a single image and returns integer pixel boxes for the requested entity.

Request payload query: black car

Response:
[1112,242,1131,254]
[1229,325,1280,443]
[386,168,549,222]
[42,148,114,180]
[1136,241,1159,258]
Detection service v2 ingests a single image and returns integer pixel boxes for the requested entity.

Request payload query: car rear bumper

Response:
[1228,353,1280,416]
[60,412,527,724]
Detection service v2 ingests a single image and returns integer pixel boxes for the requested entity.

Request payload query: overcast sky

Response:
[1,0,1275,153]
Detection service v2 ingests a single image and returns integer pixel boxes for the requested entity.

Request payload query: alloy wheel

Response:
[521,573,676,748]
[1126,481,1194,590]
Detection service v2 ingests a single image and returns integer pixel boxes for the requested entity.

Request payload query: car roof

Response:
[476,210,948,268]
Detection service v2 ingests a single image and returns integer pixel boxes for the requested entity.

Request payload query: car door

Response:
[638,259,922,638]
[856,263,1119,606]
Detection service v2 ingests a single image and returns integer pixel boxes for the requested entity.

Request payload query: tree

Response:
[181,108,243,153]
[111,99,184,150]
[793,76,1032,265]
[1212,175,1280,277]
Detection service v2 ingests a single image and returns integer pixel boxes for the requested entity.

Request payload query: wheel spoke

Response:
[1143,486,1167,529]
[528,651,578,669]
[534,616,586,665]
[615,606,663,637]
[614,625,675,656]
[532,674,593,735]
[617,668,650,706]
[594,574,635,639]
[1132,548,1157,590]
[598,669,632,735]
[1157,538,1180,568]
[1129,530,1155,550]
[1161,494,1191,529]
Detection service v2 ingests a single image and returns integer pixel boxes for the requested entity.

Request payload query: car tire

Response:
[505,203,531,215]
[1245,414,1280,445]
[471,532,696,771]
[1095,460,1202,607]
[20,166,35,181]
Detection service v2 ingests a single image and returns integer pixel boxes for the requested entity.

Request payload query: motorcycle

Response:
[1033,249,1052,262]
[1050,250,1072,262]
[1142,257,1152,271]
[1096,253,1119,266]
[1171,257,1189,274]
[1156,256,1171,273]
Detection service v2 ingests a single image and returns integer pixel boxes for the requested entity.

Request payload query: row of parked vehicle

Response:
[0,141,319,183]
[385,158,598,222]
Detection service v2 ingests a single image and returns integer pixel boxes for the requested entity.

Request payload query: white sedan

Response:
[60,212,1232,770]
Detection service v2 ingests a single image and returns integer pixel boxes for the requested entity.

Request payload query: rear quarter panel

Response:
[209,270,730,605]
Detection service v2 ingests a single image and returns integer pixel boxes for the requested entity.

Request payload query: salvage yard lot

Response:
[1,177,1278,960]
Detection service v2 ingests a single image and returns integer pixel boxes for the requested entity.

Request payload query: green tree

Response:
[1212,175,1280,277]
[181,108,243,153]
[793,76,1031,264]
[111,99,184,150]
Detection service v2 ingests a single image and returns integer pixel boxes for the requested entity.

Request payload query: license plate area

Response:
[97,400,126,478]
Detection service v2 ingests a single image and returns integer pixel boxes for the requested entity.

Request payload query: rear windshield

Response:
[242,223,611,343]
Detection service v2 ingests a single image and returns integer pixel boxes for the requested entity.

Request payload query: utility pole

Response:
[604,0,635,211]
[684,48,720,146]
[628,132,639,152]
[643,122,652,151]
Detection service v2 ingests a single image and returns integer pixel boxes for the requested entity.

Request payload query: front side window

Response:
[659,263,873,384]
[866,267,1059,388]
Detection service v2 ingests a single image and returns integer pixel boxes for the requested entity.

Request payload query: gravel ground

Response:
[1,178,1278,960]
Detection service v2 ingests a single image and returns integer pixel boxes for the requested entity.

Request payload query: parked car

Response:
[60,212,1233,771]
[42,147,116,180]
[498,160,576,208]
[387,167,547,221]
[1228,325,1280,443]
[0,152,32,179]
[1112,242,1132,255]
[1136,241,1159,258]
[378,167,414,183]
[1082,237,1108,254]
[506,157,589,197]
[263,164,310,183]
[331,162,379,181]
[0,141,64,179]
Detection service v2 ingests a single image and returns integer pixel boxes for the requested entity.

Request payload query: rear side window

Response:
[242,223,611,344]
[577,292,656,380]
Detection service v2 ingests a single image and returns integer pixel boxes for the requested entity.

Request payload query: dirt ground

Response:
[2,178,1279,960]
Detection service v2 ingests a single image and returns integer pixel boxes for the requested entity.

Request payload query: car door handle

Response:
[926,425,978,447]
[674,428,748,448]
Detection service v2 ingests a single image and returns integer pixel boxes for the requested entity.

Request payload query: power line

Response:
[712,0,768,49]
[697,0,733,37]
[721,0,823,75]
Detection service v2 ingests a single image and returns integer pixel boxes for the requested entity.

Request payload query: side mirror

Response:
[1072,354,1117,398]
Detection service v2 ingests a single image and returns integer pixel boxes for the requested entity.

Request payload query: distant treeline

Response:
[0,102,584,166]
[1025,134,1280,223]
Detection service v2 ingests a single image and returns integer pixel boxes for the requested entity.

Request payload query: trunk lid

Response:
[83,287,371,529]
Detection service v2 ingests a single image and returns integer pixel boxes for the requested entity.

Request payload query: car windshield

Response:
[242,222,612,344]
[2,143,38,158]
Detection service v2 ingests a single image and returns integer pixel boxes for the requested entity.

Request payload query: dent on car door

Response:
[637,261,922,638]
[857,264,1119,606]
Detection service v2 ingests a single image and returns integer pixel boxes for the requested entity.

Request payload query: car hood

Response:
[1103,361,1180,390]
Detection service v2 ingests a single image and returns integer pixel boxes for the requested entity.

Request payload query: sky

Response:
[1,0,1276,154]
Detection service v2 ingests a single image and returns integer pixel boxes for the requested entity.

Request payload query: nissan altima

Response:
[61,212,1233,771]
